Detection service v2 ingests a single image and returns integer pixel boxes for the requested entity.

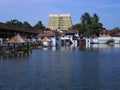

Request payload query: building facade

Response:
[47,14,72,31]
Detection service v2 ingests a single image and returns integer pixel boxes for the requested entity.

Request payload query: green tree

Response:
[89,13,103,36]
[71,12,103,36]
[92,13,99,24]
[6,19,22,27]
[81,12,92,25]
[113,27,120,31]
[71,23,80,29]
[80,12,92,35]
[22,21,32,29]
[33,21,45,30]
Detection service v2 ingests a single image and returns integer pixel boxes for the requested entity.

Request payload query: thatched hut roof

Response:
[40,37,51,42]
[5,34,29,44]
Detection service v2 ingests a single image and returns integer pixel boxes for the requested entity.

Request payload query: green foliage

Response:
[71,12,103,36]
[6,19,22,27]
[71,23,80,30]
[6,19,45,30]
[106,39,114,44]
[33,21,45,30]
[22,21,32,29]
[81,13,92,25]
[113,27,120,31]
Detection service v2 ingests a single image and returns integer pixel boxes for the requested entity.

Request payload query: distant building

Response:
[99,30,120,37]
[47,14,72,31]
[85,29,120,44]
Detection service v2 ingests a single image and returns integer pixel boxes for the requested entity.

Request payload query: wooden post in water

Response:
[26,42,30,54]
[78,36,86,48]
[13,43,16,49]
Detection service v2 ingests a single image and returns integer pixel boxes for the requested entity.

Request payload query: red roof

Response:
[0,22,37,34]
[65,29,78,34]
[100,30,115,34]
[40,37,51,42]
[37,30,56,37]
[100,30,120,37]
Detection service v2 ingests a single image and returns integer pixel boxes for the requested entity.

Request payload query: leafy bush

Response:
[106,39,114,44]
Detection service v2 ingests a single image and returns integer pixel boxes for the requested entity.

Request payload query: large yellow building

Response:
[47,14,72,31]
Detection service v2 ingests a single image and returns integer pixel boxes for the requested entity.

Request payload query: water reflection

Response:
[0,44,120,90]
[41,44,120,51]
[0,50,31,60]
[79,44,120,52]
[81,52,100,90]
[42,44,78,51]
[44,51,72,89]
[1,44,120,60]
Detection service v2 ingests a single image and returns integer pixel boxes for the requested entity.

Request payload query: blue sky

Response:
[0,0,120,29]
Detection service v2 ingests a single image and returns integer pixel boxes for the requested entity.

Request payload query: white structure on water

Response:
[37,30,79,46]
[85,37,120,44]
[61,33,78,45]
[85,30,120,44]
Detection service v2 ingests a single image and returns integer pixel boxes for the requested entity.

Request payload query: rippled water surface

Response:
[0,44,120,90]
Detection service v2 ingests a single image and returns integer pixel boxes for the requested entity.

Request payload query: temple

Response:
[47,14,72,31]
